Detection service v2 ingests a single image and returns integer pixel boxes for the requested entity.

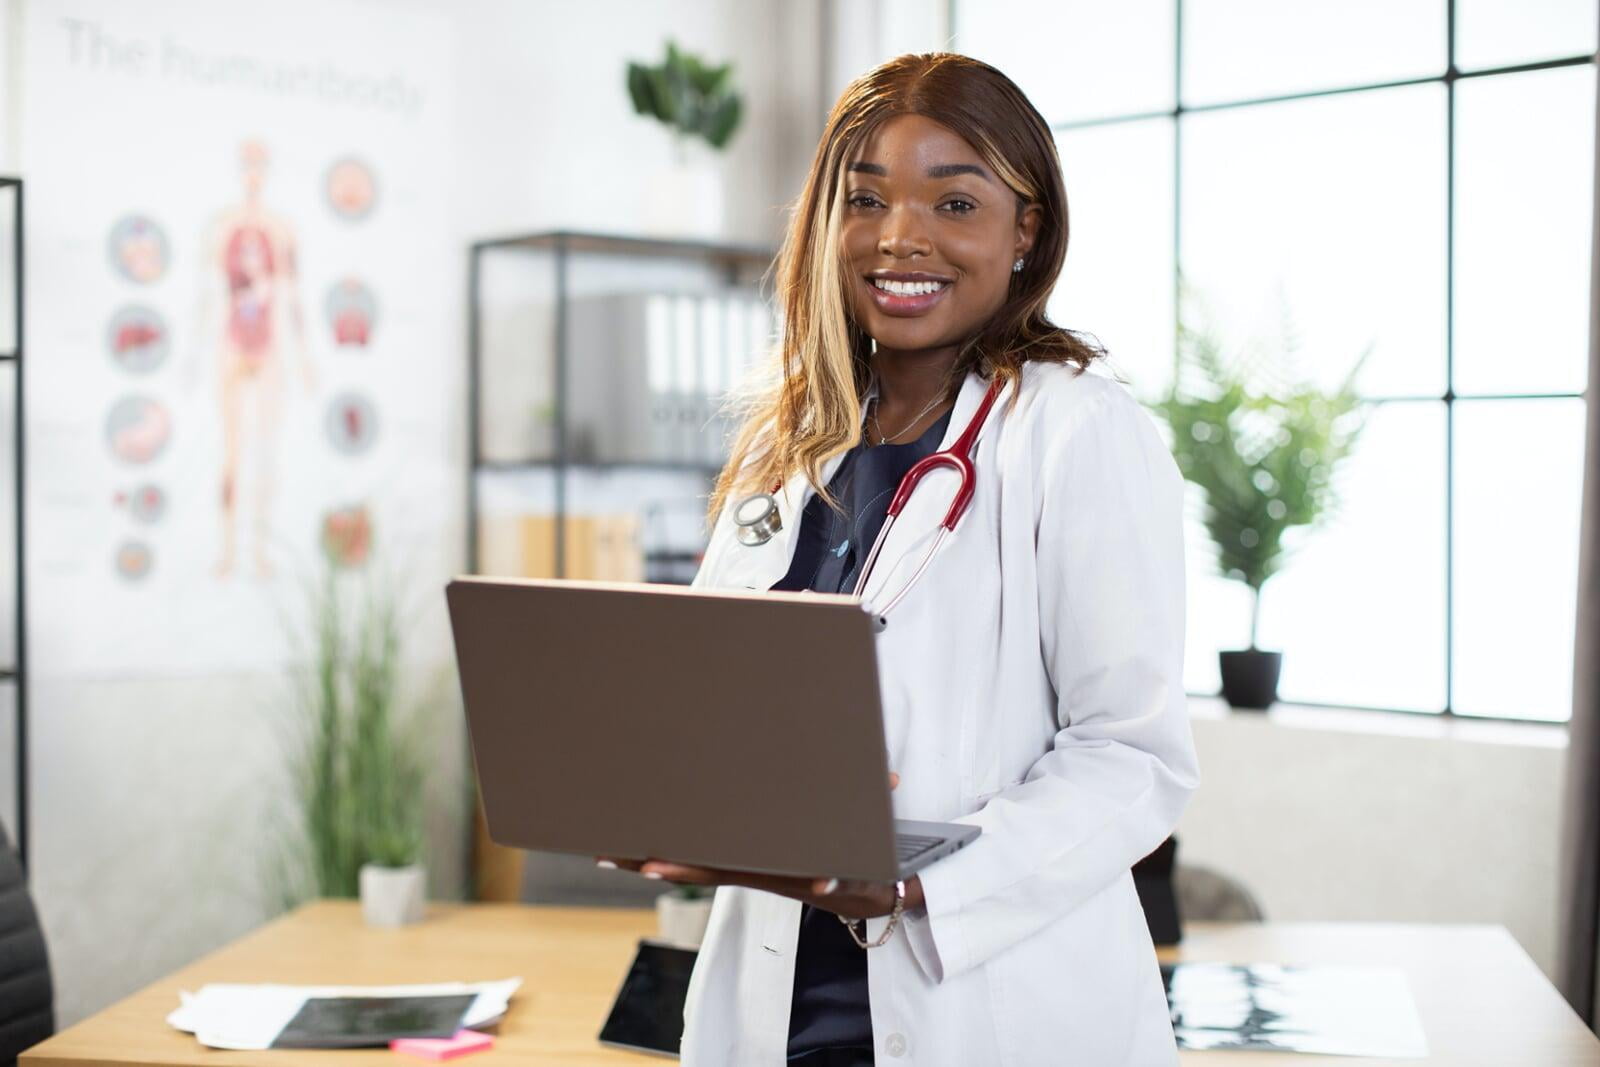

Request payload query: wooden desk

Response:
[22,901,1600,1065]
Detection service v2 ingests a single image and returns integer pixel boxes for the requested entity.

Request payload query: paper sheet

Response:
[166,978,522,1051]
[1164,963,1428,1058]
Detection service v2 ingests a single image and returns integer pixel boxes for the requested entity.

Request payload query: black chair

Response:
[0,824,52,1065]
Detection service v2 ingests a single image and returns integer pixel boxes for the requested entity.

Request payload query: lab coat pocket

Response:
[972,777,1025,808]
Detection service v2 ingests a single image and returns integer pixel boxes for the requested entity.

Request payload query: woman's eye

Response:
[941,198,977,214]
[848,193,882,209]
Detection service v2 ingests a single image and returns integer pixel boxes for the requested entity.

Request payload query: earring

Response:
[1012,257,1025,273]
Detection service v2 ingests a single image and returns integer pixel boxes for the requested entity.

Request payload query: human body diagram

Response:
[195,141,315,579]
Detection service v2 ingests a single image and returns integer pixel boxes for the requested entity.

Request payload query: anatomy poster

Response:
[22,0,456,677]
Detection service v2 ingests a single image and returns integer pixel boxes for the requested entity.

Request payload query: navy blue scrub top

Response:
[770,405,953,1065]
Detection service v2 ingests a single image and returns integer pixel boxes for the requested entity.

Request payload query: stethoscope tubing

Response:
[853,377,1005,624]
[730,377,1007,629]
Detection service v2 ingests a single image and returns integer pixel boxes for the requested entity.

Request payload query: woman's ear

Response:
[1015,202,1043,261]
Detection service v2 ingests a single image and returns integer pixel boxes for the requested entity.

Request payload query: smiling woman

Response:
[706,52,1109,524]
[629,52,1200,1067]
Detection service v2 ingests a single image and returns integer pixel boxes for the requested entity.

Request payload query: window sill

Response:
[1186,695,1569,750]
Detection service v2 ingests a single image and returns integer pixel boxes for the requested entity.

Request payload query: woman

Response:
[610,53,1200,1065]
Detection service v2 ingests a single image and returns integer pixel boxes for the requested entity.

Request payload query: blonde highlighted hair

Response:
[708,52,1105,525]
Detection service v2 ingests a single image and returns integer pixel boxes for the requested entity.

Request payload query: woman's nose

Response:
[876,206,932,259]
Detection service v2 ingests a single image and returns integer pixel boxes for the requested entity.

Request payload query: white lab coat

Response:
[680,360,1201,1066]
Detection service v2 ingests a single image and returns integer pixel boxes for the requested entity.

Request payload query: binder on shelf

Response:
[646,295,674,462]
[670,294,698,465]
[697,296,723,465]
[563,289,776,469]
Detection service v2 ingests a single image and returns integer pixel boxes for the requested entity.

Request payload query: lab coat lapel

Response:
[753,385,877,589]
[937,370,993,453]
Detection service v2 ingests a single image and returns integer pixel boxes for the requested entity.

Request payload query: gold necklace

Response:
[871,390,945,445]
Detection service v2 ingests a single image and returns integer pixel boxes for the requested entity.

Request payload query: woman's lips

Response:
[864,277,952,317]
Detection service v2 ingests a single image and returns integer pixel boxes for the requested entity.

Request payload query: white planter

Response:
[644,157,725,240]
[360,863,426,927]
[656,891,714,949]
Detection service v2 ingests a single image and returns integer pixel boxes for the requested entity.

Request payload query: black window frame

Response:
[953,0,1597,723]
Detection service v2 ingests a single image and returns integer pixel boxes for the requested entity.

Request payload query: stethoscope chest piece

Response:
[734,492,782,547]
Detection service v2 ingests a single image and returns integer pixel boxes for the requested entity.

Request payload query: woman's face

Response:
[841,113,1041,355]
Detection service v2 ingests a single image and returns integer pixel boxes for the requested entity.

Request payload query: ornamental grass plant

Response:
[270,557,429,907]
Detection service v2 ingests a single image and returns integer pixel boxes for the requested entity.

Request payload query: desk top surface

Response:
[22,901,1600,1066]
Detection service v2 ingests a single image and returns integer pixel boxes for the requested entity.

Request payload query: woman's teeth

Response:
[871,278,948,296]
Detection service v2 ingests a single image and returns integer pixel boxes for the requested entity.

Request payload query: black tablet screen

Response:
[598,941,699,1055]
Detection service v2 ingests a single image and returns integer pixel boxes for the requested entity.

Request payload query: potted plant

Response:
[1155,290,1368,709]
[274,552,431,925]
[656,883,715,949]
[626,40,742,237]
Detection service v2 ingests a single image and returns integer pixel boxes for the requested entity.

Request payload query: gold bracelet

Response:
[838,880,906,949]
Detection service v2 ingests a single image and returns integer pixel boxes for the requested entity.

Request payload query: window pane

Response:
[1456,0,1598,72]
[1182,0,1444,107]
[0,183,13,356]
[1182,501,1255,695]
[954,0,1175,124]
[1453,64,1595,396]
[1053,118,1175,401]
[1258,402,1448,711]
[1453,399,1583,721]
[1181,84,1447,398]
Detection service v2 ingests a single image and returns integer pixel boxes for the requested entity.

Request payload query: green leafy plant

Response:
[626,40,742,152]
[1155,289,1370,648]
[281,559,428,902]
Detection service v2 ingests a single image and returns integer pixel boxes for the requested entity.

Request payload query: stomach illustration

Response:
[105,396,172,464]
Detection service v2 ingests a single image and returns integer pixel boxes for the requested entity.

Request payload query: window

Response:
[955,1,1596,721]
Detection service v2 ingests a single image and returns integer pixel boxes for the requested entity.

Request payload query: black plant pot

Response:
[1218,649,1282,710]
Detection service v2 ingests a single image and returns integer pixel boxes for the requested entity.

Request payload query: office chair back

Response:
[1175,862,1266,922]
[0,823,53,1065]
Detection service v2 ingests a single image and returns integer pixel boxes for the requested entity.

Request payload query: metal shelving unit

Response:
[466,230,774,581]
[1,176,27,869]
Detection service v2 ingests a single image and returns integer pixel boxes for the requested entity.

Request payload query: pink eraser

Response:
[390,1029,494,1060]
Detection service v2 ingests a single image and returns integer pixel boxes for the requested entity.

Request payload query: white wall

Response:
[449,0,822,245]
[1178,699,1567,982]
[10,0,821,1027]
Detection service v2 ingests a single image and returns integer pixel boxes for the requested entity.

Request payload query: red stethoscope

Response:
[733,377,1006,629]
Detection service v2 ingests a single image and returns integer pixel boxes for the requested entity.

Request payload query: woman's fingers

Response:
[889,771,900,790]
[595,856,644,872]
[638,860,742,886]
[614,858,892,918]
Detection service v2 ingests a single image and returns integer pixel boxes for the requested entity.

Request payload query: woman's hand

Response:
[595,771,925,919]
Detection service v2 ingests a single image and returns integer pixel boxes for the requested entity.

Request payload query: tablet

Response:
[597,941,697,1057]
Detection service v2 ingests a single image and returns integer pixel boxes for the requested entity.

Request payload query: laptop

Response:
[446,575,980,884]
